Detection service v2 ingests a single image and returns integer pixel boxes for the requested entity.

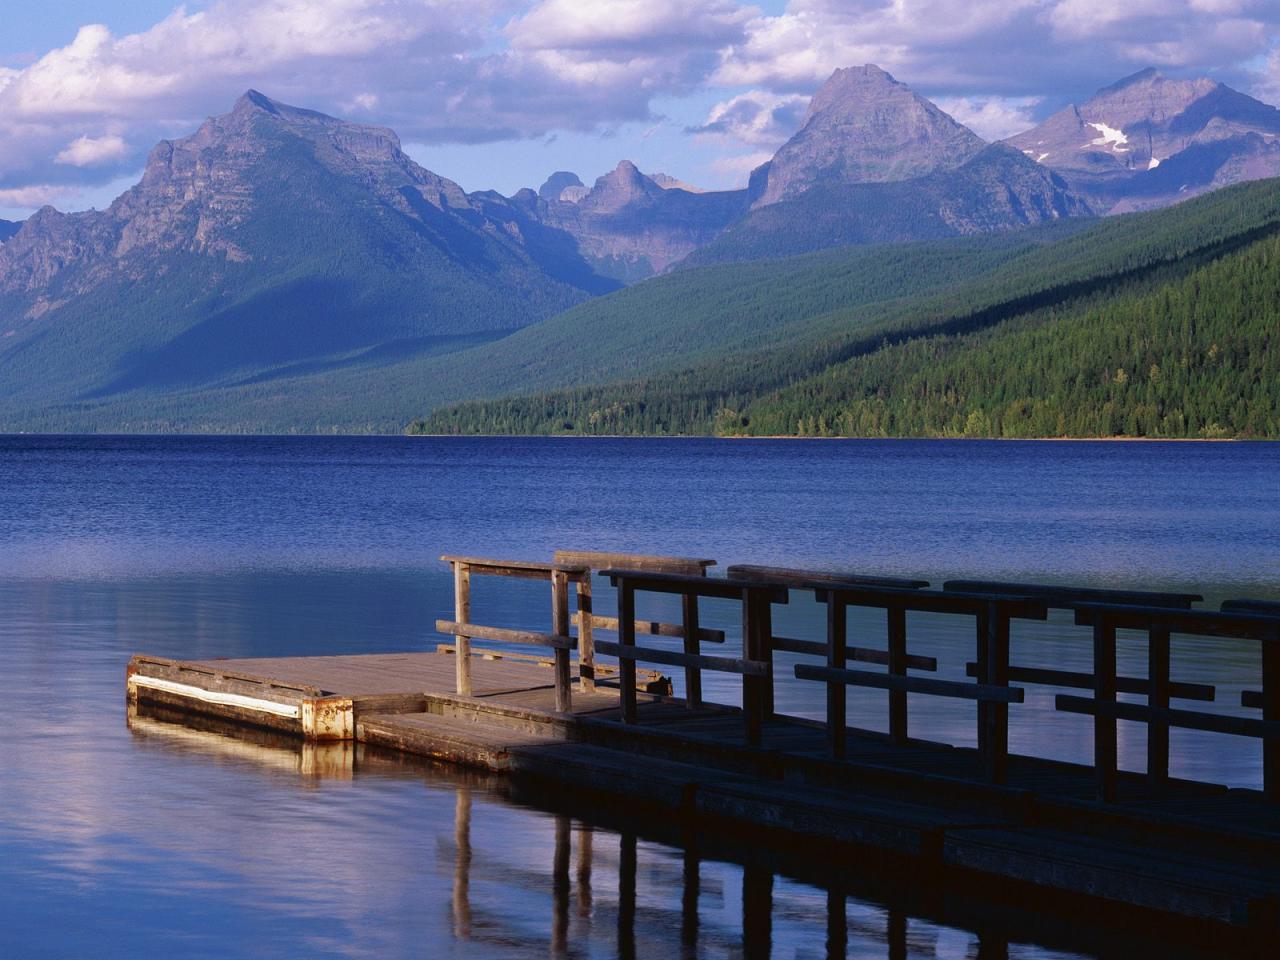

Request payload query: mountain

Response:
[0,219,19,244]
[687,144,1089,267]
[517,160,749,282]
[1007,69,1280,212]
[748,65,987,207]
[410,177,1280,439]
[0,90,614,417]
[538,171,583,201]
[514,65,1090,279]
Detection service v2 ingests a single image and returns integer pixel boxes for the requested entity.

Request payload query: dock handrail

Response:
[552,550,724,694]
[783,584,1047,781]
[440,555,588,712]
[601,569,788,745]
[946,580,1214,715]
[1062,602,1280,801]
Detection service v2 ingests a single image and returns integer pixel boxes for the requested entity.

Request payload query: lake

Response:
[1,435,1276,958]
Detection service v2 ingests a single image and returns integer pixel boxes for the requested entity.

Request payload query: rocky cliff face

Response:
[0,90,608,309]
[1007,69,1280,211]
[524,161,748,281]
[688,144,1090,266]
[0,219,19,244]
[749,65,987,207]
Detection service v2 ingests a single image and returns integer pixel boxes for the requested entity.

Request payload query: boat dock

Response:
[126,550,1280,948]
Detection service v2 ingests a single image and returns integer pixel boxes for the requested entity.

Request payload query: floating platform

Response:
[128,646,1280,946]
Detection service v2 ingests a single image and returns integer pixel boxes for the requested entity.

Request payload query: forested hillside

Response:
[410,178,1280,439]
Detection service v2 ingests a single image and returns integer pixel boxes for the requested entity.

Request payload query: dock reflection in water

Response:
[127,702,1185,960]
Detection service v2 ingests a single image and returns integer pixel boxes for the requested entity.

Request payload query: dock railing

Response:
[598,569,789,745]
[442,551,1280,803]
[437,556,590,712]
[438,552,720,712]
[552,550,721,694]
[1064,602,1280,801]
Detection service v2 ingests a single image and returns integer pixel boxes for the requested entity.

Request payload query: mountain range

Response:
[0,65,1277,433]
[1007,68,1280,213]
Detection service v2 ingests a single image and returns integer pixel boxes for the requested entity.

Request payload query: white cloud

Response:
[509,0,750,52]
[55,134,129,167]
[1,0,1279,207]
[0,184,83,209]
[691,90,807,146]
[932,96,1042,141]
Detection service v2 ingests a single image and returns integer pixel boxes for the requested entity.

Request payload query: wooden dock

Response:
[127,551,1280,948]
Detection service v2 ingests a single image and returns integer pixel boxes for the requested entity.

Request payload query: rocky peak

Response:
[538,171,583,202]
[1006,68,1280,190]
[580,160,665,213]
[751,64,986,207]
[649,173,704,193]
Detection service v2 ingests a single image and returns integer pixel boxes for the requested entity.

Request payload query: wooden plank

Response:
[590,615,726,645]
[1222,599,1280,616]
[945,579,1202,609]
[963,662,1215,701]
[601,569,789,603]
[554,550,715,575]
[436,620,575,650]
[439,555,588,581]
[594,640,768,677]
[1056,696,1280,740]
[726,564,928,590]
[794,664,1025,703]
[818,586,1048,621]
[1072,603,1280,641]
[773,635,937,671]
[128,654,323,698]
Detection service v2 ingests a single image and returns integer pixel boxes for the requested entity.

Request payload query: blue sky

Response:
[1,1,1278,220]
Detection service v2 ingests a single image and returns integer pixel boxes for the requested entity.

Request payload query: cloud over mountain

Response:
[1,0,1278,206]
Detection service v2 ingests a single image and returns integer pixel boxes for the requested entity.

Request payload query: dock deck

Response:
[128,647,1280,944]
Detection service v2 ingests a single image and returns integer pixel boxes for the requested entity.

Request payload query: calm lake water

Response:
[1,435,1276,959]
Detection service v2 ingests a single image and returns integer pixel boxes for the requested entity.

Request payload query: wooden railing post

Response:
[887,603,908,744]
[682,589,703,709]
[1147,625,1171,789]
[1093,617,1119,801]
[619,582,637,724]
[551,569,573,713]
[827,595,847,759]
[454,561,472,697]
[981,602,1010,784]
[741,587,772,745]
[1265,640,1280,802]
[577,574,595,693]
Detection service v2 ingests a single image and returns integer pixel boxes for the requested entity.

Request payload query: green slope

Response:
[410,177,1280,438]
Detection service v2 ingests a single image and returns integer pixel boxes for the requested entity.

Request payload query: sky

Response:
[1,0,1279,220]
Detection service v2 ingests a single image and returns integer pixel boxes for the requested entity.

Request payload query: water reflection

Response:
[121,703,1226,959]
